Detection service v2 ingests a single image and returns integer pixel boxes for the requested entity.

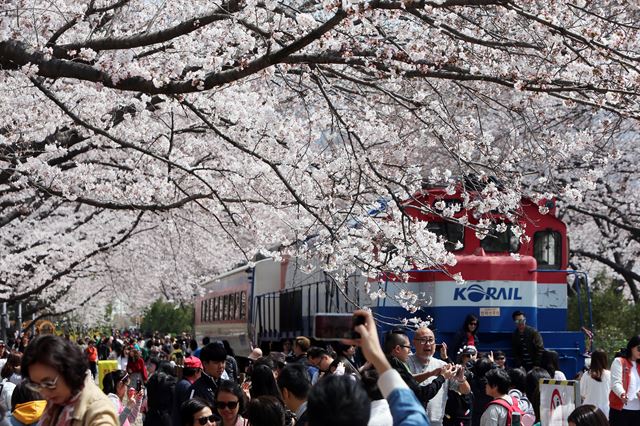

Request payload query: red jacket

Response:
[86,346,98,363]
[126,357,148,382]
[609,357,640,410]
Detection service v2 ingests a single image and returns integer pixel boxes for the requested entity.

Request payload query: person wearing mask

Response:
[407,326,470,426]
[21,334,118,426]
[609,335,640,426]
[511,311,544,371]
[580,349,610,418]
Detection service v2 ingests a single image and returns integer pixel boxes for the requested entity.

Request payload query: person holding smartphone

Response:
[341,310,429,426]
[408,327,471,426]
[102,370,144,426]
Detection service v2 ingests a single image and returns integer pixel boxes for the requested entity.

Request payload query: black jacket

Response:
[388,356,445,406]
[188,372,220,408]
[511,325,544,369]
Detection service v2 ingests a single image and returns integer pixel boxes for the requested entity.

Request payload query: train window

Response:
[216,297,221,321]
[207,298,213,322]
[200,300,205,323]
[480,224,520,253]
[224,294,230,320]
[534,230,562,269]
[240,291,247,319]
[232,293,237,319]
[427,222,464,251]
[203,299,208,323]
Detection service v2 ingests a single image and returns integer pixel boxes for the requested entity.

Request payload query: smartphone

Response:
[313,313,362,340]
[136,381,142,392]
[435,343,443,352]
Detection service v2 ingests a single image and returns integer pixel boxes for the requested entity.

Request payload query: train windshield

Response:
[427,222,464,251]
[534,230,562,268]
[480,224,520,253]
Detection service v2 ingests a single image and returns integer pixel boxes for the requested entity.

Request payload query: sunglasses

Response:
[469,322,478,326]
[197,415,216,425]
[25,375,59,392]
[215,401,239,410]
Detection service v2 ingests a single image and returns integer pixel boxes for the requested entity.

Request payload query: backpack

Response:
[488,395,527,426]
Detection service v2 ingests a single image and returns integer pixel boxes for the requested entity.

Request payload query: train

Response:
[194,182,590,376]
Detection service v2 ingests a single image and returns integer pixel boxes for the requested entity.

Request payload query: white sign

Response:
[480,307,500,317]
[437,280,537,307]
[539,379,580,426]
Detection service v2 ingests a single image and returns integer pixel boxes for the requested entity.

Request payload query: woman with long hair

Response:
[214,381,247,426]
[143,361,176,426]
[525,367,551,424]
[452,314,480,358]
[580,350,610,418]
[21,334,117,426]
[609,335,640,426]
[102,370,143,426]
[541,350,566,380]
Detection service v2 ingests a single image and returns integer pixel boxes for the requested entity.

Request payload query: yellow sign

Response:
[97,360,119,390]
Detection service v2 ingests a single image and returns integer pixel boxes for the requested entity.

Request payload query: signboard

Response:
[438,280,537,307]
[97,360,119,390]
[539,379,580,426]
[479,307,500,317]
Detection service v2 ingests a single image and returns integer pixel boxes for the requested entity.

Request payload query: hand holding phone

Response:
[313,313,364,340]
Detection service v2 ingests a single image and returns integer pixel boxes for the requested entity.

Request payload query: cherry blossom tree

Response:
[1,0,639,319]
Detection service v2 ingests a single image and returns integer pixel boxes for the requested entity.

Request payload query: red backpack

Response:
[488,395,526,426]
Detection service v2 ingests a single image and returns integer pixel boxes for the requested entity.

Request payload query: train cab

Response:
[372,184,585,375]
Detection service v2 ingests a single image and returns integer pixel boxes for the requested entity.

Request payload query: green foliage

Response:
[568,271,640,360]
[141,299,194,335]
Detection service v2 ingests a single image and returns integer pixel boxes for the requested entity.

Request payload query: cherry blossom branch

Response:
[58,9,235,51]
[0,211,144,303]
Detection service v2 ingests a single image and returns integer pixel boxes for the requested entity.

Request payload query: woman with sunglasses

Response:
[102,371,143,426]
[181,398,216,426]
[451,314,480,359]
[215,381,247,426]
[21,334,118,426]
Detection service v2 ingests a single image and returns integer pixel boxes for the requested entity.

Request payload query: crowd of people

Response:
[0,310,636,426]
